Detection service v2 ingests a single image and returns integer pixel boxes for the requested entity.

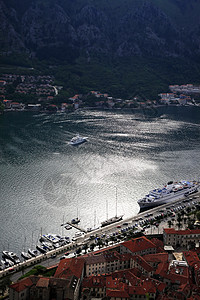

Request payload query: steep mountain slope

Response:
[1,0,200,60]
[1,0,200,99]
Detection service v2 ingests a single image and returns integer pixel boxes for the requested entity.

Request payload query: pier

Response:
[64,222,87,233]
[63,221,87,233]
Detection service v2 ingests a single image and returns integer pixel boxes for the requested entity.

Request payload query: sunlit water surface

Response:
[0,106,200,255]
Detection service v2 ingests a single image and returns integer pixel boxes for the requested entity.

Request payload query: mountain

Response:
[1,0,200,99]
[1,0,200,60]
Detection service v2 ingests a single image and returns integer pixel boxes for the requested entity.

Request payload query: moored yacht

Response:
[2,251,20,264]
[1,259,13,269]
[36,244,47,254]
[71,217,80,224]
[101,187,123,227]
[101,215,123,227]
[69,135,87,146]
[41,242,54,251]
[21,252,32,260]
[28,249,39,257]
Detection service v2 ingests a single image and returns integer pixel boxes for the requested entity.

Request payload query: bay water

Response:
[0,106,200,255]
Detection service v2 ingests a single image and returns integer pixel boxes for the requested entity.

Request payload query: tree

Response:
[176,222,182,230]
[90,243,95,251]
[82,243,88,254]
[97,239,103,249]
[168,220,172,228]
[105,239,109,246]
[196,211,200,221]
[0,276,11,296]
[76,247,82,255]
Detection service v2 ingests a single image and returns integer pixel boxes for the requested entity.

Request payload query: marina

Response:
[0,107,200,271]
[1,190,200,278]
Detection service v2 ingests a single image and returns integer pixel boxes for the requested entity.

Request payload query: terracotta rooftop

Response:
[122,236,157,254]
[131,255,153,272]
[85,250,132,265]
[183,251,200,267]
[143,253,168,264]
[10,277,34,292]
[36,277,49,288]
[54,257,85,279]
[164,228,200,235]
[82,275,106,288]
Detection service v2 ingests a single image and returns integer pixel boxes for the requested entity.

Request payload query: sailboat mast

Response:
[94,210,96,228]
[106,199,108,220]
[115,186,118,217]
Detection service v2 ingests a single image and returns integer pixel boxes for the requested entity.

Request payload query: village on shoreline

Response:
[0,73,200,114]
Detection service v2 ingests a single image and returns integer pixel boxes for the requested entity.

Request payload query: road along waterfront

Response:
[1,190,199,279]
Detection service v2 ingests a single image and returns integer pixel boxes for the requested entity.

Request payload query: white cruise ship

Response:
[137,180,199,210]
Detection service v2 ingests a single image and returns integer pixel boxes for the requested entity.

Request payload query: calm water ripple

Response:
[0,106,200,255]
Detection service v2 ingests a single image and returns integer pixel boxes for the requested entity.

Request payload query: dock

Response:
[61,221,87,233]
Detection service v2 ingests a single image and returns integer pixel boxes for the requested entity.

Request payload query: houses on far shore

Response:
[1,73,200,113]
[158,92,192,105]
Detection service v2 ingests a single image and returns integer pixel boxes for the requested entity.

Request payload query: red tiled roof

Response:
[143,278,166,293]
[164,228,200,235]
[107,289,130,298]
[155,261,169,276]
[122,236,157,254]
[183,251,200,267]
[143,253,168,264]
[54,257,84,279]
[82,275,106,288]
[85,250,131,265]
[156,260,189,285]
[131,255,153,272]
[10,277,35,292]
[150,238,164,249]
[36,277,49,288]
[128,285,148,295]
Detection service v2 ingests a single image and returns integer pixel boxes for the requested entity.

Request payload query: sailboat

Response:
[21,237,32,260]
[71,206,80,224]
[101,187,123,227]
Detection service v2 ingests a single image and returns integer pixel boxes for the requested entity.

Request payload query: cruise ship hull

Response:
[138,183,198,210]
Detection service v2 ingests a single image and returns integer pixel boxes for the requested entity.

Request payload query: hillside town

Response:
[0,74,200,113]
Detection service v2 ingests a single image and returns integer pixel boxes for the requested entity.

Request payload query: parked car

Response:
[60,255,67,260]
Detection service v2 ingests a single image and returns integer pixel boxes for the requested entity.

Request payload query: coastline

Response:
[2,103,200,114]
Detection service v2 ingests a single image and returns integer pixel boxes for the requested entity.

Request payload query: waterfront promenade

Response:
[0,190,200,279]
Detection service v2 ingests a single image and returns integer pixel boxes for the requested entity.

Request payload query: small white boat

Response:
[2,251,20,264]
[65,224,72,230]
[71,217,80,224]
[36,244,47,254]
[1,259,13,269]
[21,252,32,260]
[69,135,87,146]
[28,249,39,257]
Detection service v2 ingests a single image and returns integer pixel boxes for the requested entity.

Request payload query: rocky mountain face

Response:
[1,0,200,61]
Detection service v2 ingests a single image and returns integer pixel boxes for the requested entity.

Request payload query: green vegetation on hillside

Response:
[1,54,200,100]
